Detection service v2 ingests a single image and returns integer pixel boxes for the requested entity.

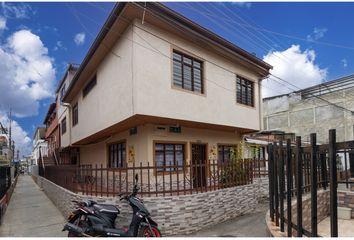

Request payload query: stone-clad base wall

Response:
[338,190,354,218]
[266,190,330,237]
[33,176,268,236]
[288,190,330,236]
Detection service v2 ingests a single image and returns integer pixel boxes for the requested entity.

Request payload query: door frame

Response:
[190,142,208,189]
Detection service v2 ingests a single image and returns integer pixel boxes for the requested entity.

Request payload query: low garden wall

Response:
[338,190,354,218]
[266,189,330,237]
[0,175,18,225]
[33,175,268,236]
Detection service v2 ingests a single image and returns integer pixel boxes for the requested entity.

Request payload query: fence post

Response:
[268,144,274,222]
[286,139,292,237]
[329,129,338,237]
[320,153,327,190]
[7,167,11,189]
[296,136,303,237]
[310,133,318,237]
[273,142,279,227]
[279,139,285,232]
[344,148,348,189]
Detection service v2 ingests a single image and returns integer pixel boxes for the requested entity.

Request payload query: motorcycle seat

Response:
[93,204,120,214]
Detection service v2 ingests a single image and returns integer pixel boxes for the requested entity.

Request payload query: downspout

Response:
[259,78,263,131]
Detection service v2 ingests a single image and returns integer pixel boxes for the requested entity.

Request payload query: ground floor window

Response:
[218,145,236,163]
[155,143,185,172]
[108,142,126,168]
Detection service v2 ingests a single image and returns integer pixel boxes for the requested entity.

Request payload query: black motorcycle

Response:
[62,174,161,237]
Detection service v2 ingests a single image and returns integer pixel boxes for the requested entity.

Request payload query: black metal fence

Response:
[268,129,354,237]
[0,166,11,199]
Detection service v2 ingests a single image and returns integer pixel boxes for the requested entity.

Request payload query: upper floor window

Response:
[108,142,126,168]
[61,117,67,135]
[236,76,254,107]
[72,103,78,126]
[83,75,97,97]
[60,83,66,102]
[173,50,203,94]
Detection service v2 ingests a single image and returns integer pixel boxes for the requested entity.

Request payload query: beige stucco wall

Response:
[59,108,70,148]
[67,18,264,145]
[80,124,241,167]
[57,70,75,148]
[132,20,262,131]
[70,25,134,144]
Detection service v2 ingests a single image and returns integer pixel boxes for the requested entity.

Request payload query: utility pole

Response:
[8,109,12,165]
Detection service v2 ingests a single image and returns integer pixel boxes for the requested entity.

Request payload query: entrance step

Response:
[338,207,352,220]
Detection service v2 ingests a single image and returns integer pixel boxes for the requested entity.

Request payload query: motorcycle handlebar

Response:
[119,184,140,201]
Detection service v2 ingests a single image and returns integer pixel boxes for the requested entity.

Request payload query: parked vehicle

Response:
[62,174,161,237]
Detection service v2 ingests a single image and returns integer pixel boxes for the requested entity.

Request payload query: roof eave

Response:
[62,2,127,102]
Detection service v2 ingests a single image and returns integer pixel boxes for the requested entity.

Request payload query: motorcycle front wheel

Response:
[138,226,162,237]
[68,217,90,237]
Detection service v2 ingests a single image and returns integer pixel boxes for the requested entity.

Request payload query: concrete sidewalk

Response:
[0,175,67,237]
[180,201,269,237]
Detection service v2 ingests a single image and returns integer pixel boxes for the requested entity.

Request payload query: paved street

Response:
[181,201,269,237]
[0,174,270,237]
[0,175,67,237]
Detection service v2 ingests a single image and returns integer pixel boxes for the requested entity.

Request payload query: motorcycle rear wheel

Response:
[138,226,162,237]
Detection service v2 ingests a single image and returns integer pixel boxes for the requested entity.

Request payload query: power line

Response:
[71,2,354,113]
[135,3,354,113]
[175,3,354,51]
[270,73,354,114]
[184,2,295,73]
[177,3,354,113]
[66,3,278,95]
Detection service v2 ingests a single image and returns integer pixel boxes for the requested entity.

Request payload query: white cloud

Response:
[231,2,252,8]
[0,29,56,117]
[53,41,66,51]
[74,32,85,46]
[262,44,327,98]
[1,2,34,19]
[307,27,327,42]
[0,17,6,30]
[341,59,348,68]
[0,112,32,156]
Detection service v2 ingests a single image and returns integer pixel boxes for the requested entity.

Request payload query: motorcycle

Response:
[62,174,161,237]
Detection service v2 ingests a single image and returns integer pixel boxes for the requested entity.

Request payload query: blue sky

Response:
[0,2,354,156]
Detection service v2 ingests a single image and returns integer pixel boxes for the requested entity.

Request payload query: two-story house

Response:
[43,101,60,163]
[56,63,80,164]
[61,3,272,187]
[32,127,48,166]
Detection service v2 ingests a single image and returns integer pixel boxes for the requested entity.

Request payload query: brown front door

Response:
[191,144,207,188]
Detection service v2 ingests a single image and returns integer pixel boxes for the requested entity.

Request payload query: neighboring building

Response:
[60,2,272,185]
[0,135,10,165]
[263,74,354,143]
[263,74,354,174]
[43,102,60,163]
[0,122,13,165]
[32,127,48,166]
[56,63,80,164]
